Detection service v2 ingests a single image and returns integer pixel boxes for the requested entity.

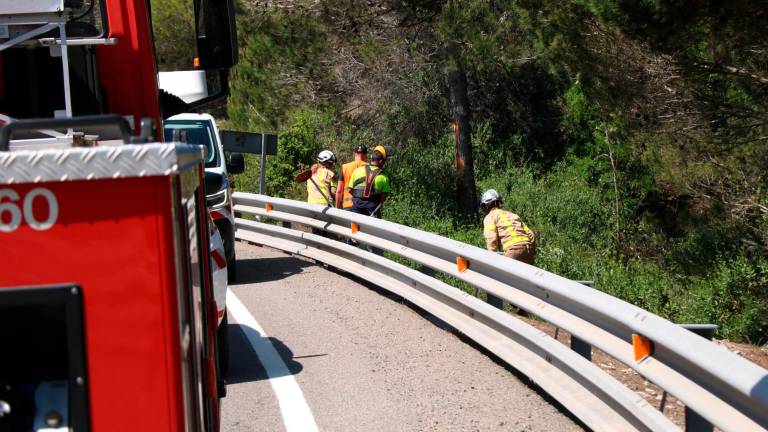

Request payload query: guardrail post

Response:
[680,323,717,432]
[486,293,503,309]
[486,252,504,309]
[570,336,592,361]
[568,281,594,360]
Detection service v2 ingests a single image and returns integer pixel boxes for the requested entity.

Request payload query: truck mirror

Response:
[227,153,245,174]
[194,0,238,70]
[204,171,223,196]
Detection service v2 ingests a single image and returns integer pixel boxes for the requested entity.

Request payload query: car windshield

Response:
[164,120,218,168]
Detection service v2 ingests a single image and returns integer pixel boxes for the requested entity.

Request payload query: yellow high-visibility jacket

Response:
[483,208,535,252]
[307,164,337,206]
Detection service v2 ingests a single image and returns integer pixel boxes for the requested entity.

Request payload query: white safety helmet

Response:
[317,150,337,164]
[480,189,501,206]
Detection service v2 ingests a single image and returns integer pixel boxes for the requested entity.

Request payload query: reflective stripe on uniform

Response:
[495,209,533,248]
[502,237,530,249]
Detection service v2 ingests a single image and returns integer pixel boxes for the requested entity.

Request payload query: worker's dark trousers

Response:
[342,207,358,246]
[348,201,384,256]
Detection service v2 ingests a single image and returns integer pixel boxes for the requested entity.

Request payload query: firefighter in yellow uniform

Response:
[307,150,338,206]
[481,189,535,265]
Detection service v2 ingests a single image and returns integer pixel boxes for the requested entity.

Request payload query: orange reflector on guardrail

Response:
[633,334,653,362]
[351,223,359,234]
[265,204,273,212]
[457,256,469,273]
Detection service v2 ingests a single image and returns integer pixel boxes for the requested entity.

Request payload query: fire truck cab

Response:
[0,0,237,431]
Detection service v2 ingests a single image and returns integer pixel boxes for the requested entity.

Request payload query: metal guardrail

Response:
[233,193,768,432]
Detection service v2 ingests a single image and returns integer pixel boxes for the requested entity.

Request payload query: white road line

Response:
[226,290,319,432]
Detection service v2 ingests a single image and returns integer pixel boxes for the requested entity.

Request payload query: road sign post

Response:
[259,133,267,195]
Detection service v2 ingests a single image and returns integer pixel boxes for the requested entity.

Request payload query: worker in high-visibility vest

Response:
[307,150,338,206]
[348,145,390,218]
[336,144,368,209]
[481,189,536,265]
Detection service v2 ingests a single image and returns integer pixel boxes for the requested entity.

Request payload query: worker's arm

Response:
[483,215,499,252]
[377,174,391,205]
[484,232,499,252]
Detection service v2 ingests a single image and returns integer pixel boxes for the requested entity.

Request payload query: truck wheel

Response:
[227,256,237,283]
[217,314,229,376]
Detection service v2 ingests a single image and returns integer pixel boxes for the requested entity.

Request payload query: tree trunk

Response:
[446,50,477,220]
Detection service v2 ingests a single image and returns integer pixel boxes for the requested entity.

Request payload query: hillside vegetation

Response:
[154,0,768,344]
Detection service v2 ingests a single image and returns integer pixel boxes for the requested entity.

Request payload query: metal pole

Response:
[59,23,73,133]
[259,133,266,195]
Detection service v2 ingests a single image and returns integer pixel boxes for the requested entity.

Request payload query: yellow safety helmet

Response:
[373,145,387,159]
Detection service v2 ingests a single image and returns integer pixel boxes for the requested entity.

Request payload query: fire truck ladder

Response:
[0,5,73,121]
[0,2,118,145]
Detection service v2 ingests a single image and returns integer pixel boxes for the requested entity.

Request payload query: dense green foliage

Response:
[151,0,196,71]
[154,0,768,343]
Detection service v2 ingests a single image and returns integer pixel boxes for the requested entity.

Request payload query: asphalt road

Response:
[221,241,583,432]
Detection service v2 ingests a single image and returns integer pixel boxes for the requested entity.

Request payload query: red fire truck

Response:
[0,0,237,430]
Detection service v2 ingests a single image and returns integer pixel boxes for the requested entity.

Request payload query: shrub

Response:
[679,255,768,343]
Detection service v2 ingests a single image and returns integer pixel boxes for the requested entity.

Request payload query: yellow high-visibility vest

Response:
[307,165,337,205]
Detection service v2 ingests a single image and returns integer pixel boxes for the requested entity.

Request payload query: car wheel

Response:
[227,255,237,283]
[217,314,229,377]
